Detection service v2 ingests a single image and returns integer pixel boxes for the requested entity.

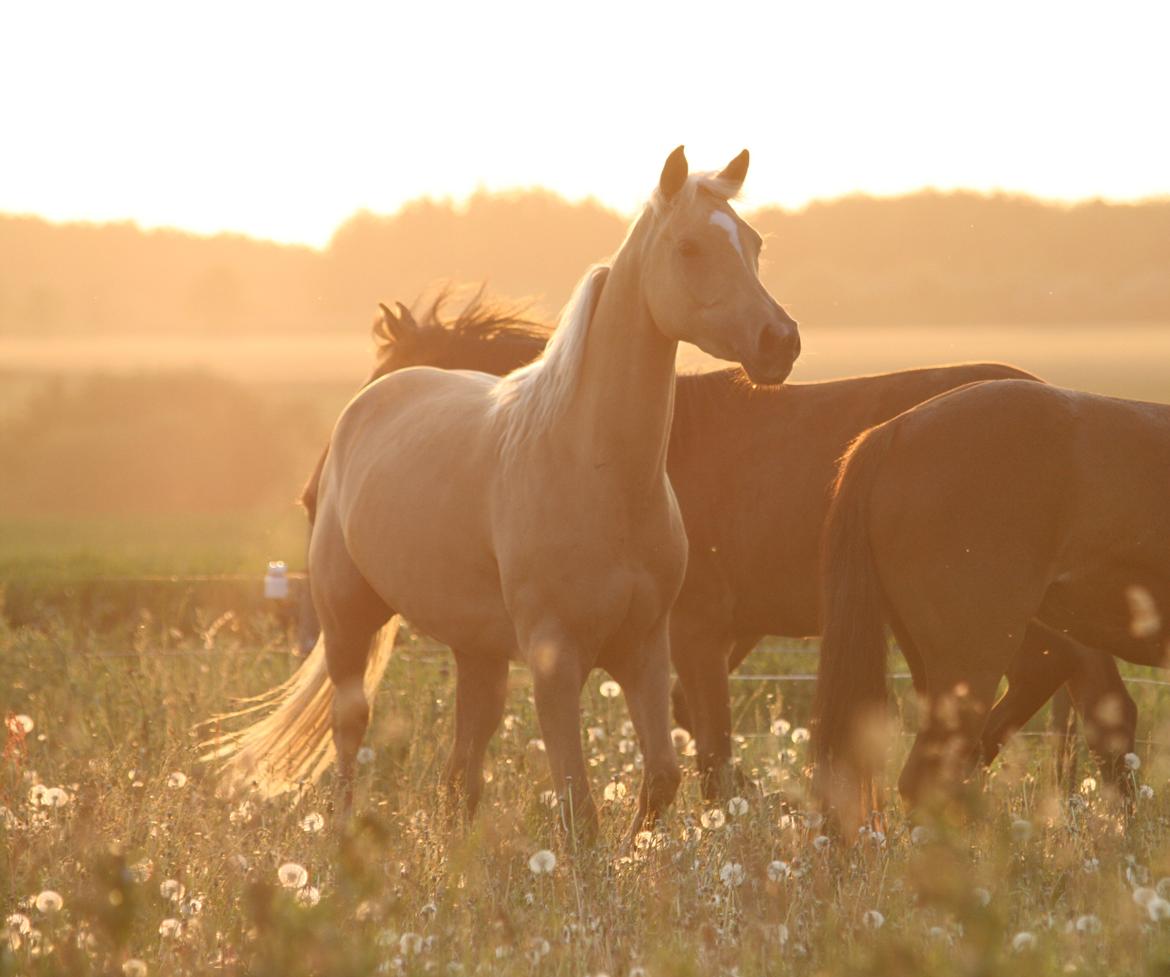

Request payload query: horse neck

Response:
[561,237,678,497]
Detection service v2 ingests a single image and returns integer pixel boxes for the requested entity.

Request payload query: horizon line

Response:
[5,182,1170,252]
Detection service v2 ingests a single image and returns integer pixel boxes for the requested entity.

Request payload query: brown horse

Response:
[813,379,1169,829]
[204,148,799,838]
[299,306,1134,801]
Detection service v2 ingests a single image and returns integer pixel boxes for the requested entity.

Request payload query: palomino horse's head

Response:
[640,147,800,385]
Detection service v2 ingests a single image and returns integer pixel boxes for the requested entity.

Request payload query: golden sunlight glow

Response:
[2,0,1168,245]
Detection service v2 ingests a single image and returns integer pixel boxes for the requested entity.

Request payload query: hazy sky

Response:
[3,0,1168,246]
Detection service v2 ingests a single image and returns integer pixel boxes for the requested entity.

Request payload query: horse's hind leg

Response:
[981,622,1078,765]
[1064,648,1136,794]
[444,651,509,818]
[896,625,1022,814]
[311,518,393,814]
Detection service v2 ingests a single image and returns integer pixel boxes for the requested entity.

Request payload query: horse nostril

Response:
[759,323,800,364]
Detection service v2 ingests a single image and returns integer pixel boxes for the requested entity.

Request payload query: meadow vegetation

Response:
[5,610,1170,977]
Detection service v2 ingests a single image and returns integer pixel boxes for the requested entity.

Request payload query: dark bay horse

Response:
[814,379,1168,828]
[300,304,1135,802]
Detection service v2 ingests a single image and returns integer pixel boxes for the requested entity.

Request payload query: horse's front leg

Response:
[525,625,598,842]
[444,650,510,819]
[611,618,682,840]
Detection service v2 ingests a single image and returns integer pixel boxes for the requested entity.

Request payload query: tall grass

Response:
[5,616,1170,976]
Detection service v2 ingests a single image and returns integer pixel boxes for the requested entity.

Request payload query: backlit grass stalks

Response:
[5,619,1170,976]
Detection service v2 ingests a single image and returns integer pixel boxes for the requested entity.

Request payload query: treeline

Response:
[3,188,1169,335]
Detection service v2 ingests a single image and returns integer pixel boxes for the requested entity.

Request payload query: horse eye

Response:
[678,240,701,258]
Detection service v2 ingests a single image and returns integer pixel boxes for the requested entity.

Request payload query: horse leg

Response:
[1064,648,1136,794]
[313,517,393,816]
[670,609,737,801]
[526,627,598,841]
[611,619,682,838]
[896,632,1019,814]
[671,634,755,735]
[981,622,1077,765]
[444,651,510,818]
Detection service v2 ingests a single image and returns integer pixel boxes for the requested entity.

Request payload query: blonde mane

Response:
[490,171,741,457]
[490,263,609,453]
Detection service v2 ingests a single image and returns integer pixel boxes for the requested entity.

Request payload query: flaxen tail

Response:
[812,421,896,830]
[198,618,399,799]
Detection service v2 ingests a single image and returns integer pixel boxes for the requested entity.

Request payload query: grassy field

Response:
[5,611,1170,977]
[3,325,1169,975]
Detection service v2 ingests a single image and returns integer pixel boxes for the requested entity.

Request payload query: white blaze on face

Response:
[709,210,745,263]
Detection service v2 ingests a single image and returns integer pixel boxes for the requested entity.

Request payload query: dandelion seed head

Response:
[528,849,556,875]
[1075,914,1101,934]
[1124,752,1141,771]
[158,918,182,939]
[277,862,309,890]
[6,913,31,936]
[1140,784,1155,800]
[767,860,789,881]
[670,727,691,750]
[300,812,325,833]
[165,771,187,789]
[10,715,34,734]
[791,727,810,744]
[356,746,376,765]
[1011,818,1033,843]
[700,808,726,830]
[813,835,831,852]
[599,680,621,699]
[122,959,148,977]
[1012,931,1037,952]
[862,909,885,929]
[159,880,185,902]
[973,887,991,907]
[1149,897,1170,921]
[1134,887,1157,907]
[603,781,627,802]
[34,891,62,914]
[727,796,749,816]
[297,885,321,907]
[719,862,745,887]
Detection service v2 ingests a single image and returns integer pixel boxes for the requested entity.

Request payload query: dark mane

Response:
[372,285,550,366]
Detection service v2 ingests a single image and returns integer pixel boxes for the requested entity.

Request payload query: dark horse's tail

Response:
[812,419,899,830]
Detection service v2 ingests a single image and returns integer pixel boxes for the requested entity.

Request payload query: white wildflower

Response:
[700,808,726,830]
[719,862,745,888]
[1012,931,1037,952]
[277,862,309,890]
[528,849,557,875]
[34,891,63,914]
[1075,914,1102,935]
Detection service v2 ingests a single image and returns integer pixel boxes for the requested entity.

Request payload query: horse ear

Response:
[378,302,417,343]
[659,145,688,199]
[717,149,750,191]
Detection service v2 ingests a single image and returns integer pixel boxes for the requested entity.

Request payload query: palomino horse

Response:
[203,148,800,836]
[298,305,1135,800]
[814,379,1169,829]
